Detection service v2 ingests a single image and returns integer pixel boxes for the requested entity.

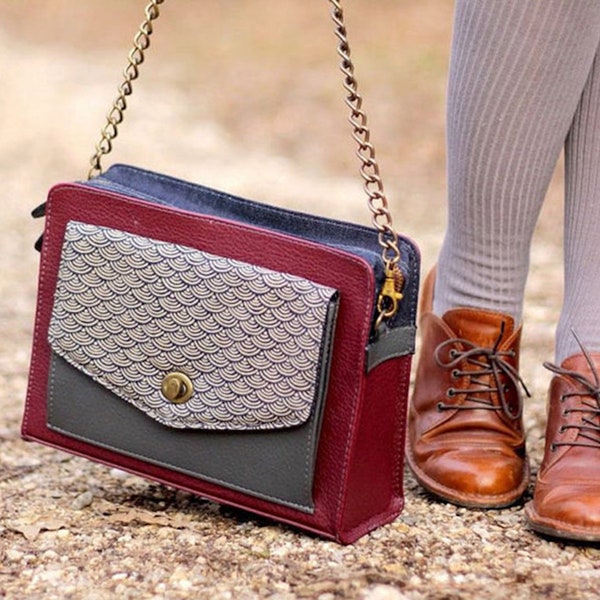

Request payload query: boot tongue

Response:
[443,308,515,348]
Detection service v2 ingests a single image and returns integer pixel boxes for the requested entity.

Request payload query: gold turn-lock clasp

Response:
[161,372,194,404]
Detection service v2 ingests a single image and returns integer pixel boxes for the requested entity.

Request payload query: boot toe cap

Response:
[530,484,600,536]
[414,447,527,507]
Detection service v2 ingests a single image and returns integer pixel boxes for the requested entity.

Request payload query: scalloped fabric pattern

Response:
[48,221,338,431]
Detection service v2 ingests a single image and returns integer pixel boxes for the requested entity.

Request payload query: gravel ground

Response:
[1,3,598,599]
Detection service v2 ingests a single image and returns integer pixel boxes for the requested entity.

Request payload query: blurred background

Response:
[1,1,458,406]
[2,0,452,232]
[1,0,563,401]
[0,3,574,598]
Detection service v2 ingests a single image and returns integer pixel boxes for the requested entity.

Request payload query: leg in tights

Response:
[407,0,600,517]
[434,0,600,323]
[556,44,600,363]
[525,39,600,541]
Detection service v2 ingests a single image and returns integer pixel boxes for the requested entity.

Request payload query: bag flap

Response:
[48,221,338,431]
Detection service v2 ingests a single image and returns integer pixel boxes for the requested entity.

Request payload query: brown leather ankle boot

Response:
[525,350,600,541]
[406,270,530,508]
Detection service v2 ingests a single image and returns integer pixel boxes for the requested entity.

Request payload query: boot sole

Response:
[406,445,530,509]
[524,503,600,543]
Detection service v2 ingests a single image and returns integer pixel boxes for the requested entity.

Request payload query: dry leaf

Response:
[10,519,68,541]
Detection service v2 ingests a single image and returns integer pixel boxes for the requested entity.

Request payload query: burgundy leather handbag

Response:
[22,0,420,544]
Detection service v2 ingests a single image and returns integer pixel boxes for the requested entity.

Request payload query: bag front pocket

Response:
[46,221,339,511]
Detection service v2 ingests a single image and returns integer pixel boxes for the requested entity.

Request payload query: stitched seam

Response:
[394,359,410,496]
[23,187,60,434]
[63,184,374,283]
[48,354,57,425]
[405,239,419,325]
[48,421,313,512]
[111,166,384,239]
[306,298,339,504]
[48,344,322,509]
[333,284,372,534]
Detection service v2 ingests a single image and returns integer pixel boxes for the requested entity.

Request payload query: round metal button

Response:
[161,372,194,404]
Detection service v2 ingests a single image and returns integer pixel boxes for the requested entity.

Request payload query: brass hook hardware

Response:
[375,264,405,330]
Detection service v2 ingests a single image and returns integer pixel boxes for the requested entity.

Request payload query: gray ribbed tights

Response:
[433,0,600,363]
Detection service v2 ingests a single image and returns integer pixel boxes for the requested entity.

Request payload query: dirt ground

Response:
[1,2,597,599]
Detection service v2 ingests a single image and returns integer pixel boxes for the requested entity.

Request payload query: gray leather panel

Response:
[48,353,330,512]
[365,325,417,373]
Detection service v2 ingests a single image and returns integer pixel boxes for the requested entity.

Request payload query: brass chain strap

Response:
[328,0,403,327]
[87,0,403,324]
[88,0,165,180]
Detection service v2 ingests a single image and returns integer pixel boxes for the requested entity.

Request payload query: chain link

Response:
[86,0,404,323]
[329,0,404,325]
[88,0,165,180]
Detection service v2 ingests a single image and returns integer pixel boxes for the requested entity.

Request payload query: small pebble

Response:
[361,585,409,600]
[71,491,94,510]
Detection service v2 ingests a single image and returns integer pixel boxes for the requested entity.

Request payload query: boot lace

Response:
[434,322,529,420]
[545,333,600,451]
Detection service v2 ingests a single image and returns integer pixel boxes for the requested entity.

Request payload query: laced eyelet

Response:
[449,349,458,359]
[451,369,460,379]
[436,402,445,412]
[559,395,567,403]
[550,443,557,452]
[446,388,456,398]
[559,425,566,434]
